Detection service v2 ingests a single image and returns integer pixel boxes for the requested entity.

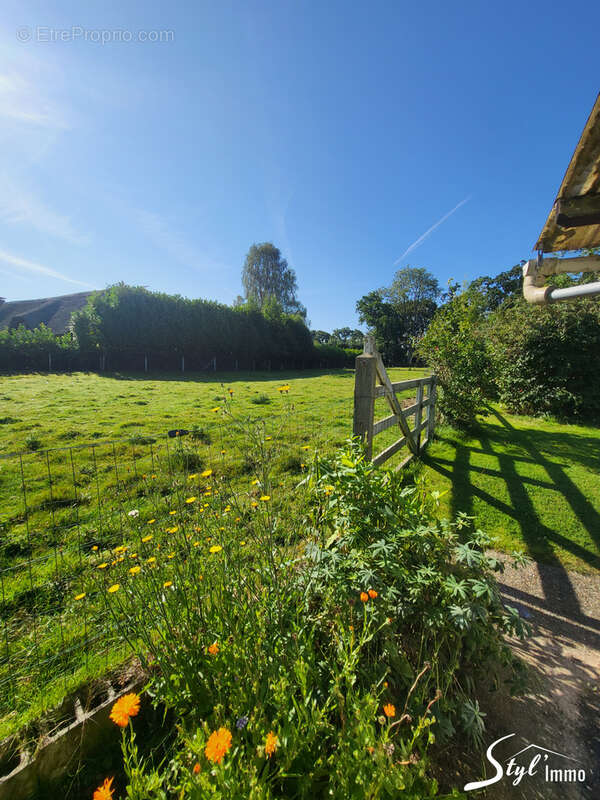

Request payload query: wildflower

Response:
[208,642,219,655]
[168,552,175,559]
[360,591,369,603]
[301,445,310,450]
[91,545,98,551]
[236,716,249,730]
[93,776,114,800]
[265,436,272,441]
[147,519,155,525]
[209,545,222,554]
[383,703,396,718]
[186,497,197,504]
[163,581,173,588]
[114,545,127,553]
[251,478,260,485]
[189,473,198,479]
[129,552,138,559]
[205,727,232,764]
[147,557,156,564]
[142,535,153,543]
[128,509,139,518]
[240,541,246,546]
[260,495,271,502]
[265,731,278,757]
[97,563,108,570]
[151,474,157,479]
[235,517,241,523]
[169,510,177,515]
[368,589,378,599]
[74,592,86,601]
[201,469,213,478]
[220,449,226,454]
[224,505,231,512]
[383,681,388,688]
[300,463,305,468]
[129,566,141,575]
[166,526,179,534]
[251,501,258,508]
[193,541,200,547]
[108,584,120,593]
[110,693,141,727]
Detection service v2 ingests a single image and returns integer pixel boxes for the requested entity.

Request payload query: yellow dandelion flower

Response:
[188,473,198,479]
[265,435,272,440]
[240,541,246,546]
[301,445,310,451]
[169,510,177,515]
[147,519,155,525]
[163,581,173,588]
[251,501,259,508]
[91,545,98,551]
[202,468,213,478]
[251,478,260,485]
[129,552,138,559]
[108,584,120,593]
[220,449,226,454]
[168,552,175,559]
[209,545,222,554]
[129,566,141,575]
[75,592,86,601]
[142,535,153,543]
[235,517,241,522]
[260,495,271,502]
[146,556,156,564]
[186,497,197,504]
[97,562,108,570]
[193,541,200,547]
[211,407,220,413]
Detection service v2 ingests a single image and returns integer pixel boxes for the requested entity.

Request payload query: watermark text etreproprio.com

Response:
[16,26,175,44]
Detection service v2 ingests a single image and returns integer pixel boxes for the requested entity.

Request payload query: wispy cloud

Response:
[393,196,471,265]
[0,73,69,130]
[0,180,88,244]
[0,248,94,289]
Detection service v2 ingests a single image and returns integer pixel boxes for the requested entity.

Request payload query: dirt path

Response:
[461,555,600,799]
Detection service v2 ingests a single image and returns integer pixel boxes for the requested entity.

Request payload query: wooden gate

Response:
[353,335,436,468]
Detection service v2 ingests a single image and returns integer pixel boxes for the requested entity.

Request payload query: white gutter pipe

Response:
[522,254,600,305]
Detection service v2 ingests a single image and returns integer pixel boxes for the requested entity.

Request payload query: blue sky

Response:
[1,1,598,330]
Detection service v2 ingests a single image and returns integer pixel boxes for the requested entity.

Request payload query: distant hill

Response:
[0,291,94,334]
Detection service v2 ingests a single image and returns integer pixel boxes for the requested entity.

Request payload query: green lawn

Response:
[0,368,598,740]
[420,405,600,574]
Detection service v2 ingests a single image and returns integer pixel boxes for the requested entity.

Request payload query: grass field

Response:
[422,407,600,573]
[0,367,598,742]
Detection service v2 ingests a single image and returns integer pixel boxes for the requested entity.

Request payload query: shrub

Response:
[417,284,492,429]
[25,434,43,452]
[487,298,600,421]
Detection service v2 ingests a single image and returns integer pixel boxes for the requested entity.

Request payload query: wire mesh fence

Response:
[0,404,351,732]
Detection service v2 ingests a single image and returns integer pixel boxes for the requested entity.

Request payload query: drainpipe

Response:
[522,254,600,304]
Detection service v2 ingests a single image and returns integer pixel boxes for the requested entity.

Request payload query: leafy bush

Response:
[250,394,271,405]
[95,434,527,798]
[417,284,492,428]
[487,298,600,421]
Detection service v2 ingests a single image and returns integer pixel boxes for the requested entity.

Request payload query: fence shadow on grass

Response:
[422,407,600,625]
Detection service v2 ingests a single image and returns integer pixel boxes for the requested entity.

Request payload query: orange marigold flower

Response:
[368,589,378,599]
[383,703,396,718]
[204,727,232,763]
[109,693,141,727]
[265,731,278,757]
[93,776,114,800]
[360,591,369,603]
[193,762,201,774]
[208,642,219,655]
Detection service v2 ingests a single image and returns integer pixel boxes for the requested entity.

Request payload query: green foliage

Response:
[356,268,440,365]
[468,264,522,312]
[486,298,600,421]
[417,284,491,428]
[241,242,306,318]
[0,323,77,372]
[97,431,526,798]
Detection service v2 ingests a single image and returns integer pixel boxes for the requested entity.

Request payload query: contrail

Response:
[393,195,471,266]
[0,248,94,288]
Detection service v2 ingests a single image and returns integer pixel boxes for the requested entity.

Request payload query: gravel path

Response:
[468,554,600,799]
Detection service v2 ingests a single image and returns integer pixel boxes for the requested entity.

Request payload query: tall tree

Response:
[356,267,441,364]
[242,243,306,317]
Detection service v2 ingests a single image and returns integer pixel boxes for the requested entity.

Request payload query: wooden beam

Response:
[353,354,377,460]
[371,352,419,455]
[556,194,600,228]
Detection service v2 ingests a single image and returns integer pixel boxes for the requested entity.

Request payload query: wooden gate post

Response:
[353,350,377,459]
[414,382,424,454]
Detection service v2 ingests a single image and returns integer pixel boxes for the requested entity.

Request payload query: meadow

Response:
[0,367,598,755]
